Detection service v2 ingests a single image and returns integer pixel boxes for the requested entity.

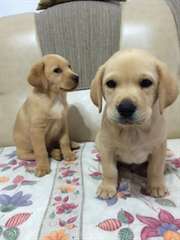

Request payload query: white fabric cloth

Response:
[0,140,179,240]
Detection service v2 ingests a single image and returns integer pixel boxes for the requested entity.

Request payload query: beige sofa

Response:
[0,0,180,147]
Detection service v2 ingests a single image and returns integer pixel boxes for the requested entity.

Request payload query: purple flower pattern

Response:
[137,209,180,240]
[0,191,32,212]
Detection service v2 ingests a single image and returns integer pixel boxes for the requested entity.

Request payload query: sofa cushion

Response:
[35,1,121,89]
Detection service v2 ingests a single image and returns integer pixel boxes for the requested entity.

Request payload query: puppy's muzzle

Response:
[116,99,137,122]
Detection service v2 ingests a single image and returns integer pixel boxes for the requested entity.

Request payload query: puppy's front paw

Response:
[147,182,167,197]
[64,151,76,162]
[35,164,50,177]
[97,182,117,199]
[50,149,62,161]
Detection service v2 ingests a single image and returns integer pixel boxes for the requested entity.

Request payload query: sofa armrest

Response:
[0,13,42,146]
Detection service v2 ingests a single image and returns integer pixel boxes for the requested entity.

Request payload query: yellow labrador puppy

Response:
[90,49,178,198]
[14,54,79,177]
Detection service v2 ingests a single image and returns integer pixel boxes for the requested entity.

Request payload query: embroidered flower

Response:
[42,230,69,240]
[61,170,76,178]
[20,160,36,168]
[0,191,32,212]
[54,196,78,215]
[137,209,180,240]
[60,184,75,193]
[0,176,9,183]
[56,203,78,214]
[0,159,18,171]
[89,171,102,180]
[13,175,24,185]
[171,158,180,168]
[94,153,101,162]
[2,176,37,191]
[0,157,36,171]
[163,230,180,240]
[66,177,79,186]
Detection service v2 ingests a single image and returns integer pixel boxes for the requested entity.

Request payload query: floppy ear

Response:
[156,61,179,114]
[27,61,48,90]
[90,65,105,113]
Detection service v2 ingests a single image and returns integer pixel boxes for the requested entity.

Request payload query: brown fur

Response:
[13,54,79,177]
[90,49,179,198]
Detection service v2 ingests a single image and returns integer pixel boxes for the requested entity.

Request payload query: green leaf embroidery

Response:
[118,228,134,240]
[89,172,102,180]
[92,175,102,180]
[155,198,176,207]
[0,205,16,212]
[0,226,3,235]
[1,167,11,172]
[3,227,19,240]
[2,185,17,191]
[74,190,80,195]
[117,210,134,224]
[49,212,55,219]
[118,210,128,224]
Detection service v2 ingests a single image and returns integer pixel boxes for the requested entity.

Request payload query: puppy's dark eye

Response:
[53,67,62,74]
[106,80,117,88]
[140,79,153,88]
[68,64,72,69]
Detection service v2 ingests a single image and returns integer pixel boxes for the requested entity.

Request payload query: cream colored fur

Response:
[14,54,79,177]
[90,49,179,198]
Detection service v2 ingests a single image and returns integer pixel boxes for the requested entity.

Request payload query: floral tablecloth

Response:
[0,140,180,240]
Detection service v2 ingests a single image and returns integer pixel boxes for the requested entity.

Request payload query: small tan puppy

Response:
[14,54,79,177]
[90,49,179,198]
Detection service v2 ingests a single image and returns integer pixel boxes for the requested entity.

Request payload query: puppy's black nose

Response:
[117,99,137,118]
[72,74,79,83]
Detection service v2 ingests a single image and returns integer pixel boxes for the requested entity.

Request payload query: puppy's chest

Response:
[49,98,65,119]
[115,132,153,164]
[116,145,149,164]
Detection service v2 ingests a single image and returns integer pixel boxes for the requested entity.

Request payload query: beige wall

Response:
[0,0,37,17]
